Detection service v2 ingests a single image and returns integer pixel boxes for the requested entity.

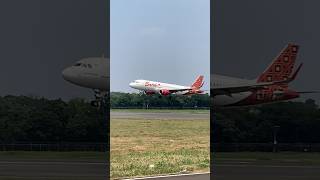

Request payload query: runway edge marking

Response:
[123,172,210,180]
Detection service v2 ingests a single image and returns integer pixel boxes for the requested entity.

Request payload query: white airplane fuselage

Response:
[62,57,109,91]
[212,74,255,106]
[130,75,205,96]
[62,57,110,107]
[129,80,192,95]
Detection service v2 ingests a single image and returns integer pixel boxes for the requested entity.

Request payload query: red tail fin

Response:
[257,43,299,84]
[191,75,204,89]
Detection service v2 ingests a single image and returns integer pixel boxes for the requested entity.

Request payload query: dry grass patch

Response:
[110,118,209,179]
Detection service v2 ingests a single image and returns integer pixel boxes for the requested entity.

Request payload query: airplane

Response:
[212,43,316,107]
[62,56,109,107]
[129,76,206,96]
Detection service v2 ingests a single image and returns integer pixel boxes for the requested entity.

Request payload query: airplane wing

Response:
[154,87,195,93]
[167,81,291,95]
[213,63,303,97]
[167,88,193,93]
[167,88,209,94]
[212,82,277,96]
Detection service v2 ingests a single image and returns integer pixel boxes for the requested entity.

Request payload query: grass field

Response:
[110,109,210,179]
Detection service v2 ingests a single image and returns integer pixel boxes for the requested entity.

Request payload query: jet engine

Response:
[190,89,203,94]
[159,89,171,96]
[144,90,156,95]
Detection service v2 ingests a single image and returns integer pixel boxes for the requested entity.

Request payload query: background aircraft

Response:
[129,76,206,96]
[62,56,109,107]
[212,43,317,107]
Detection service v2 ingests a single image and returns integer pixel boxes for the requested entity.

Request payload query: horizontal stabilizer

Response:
[297,91,320,94]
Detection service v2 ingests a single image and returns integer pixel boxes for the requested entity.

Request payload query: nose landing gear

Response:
[91,89,109,109]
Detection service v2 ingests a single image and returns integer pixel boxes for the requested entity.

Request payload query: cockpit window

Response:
[73,62,92,68]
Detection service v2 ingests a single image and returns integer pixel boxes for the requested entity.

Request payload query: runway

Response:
[127,173,210,180]
[213,162,320,180]
[111,110,209,120]
[4,159,320,180]
[125,163,320,180]
[0,159,107,179]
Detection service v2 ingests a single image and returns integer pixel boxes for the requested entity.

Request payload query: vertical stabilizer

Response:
[257,43,299,84]
[191,75,204,89]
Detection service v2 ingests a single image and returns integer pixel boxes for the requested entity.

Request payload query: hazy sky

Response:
[212,0,320,102]
[0,0,108,100]
[111,0,210,92]
[3,0,319,103]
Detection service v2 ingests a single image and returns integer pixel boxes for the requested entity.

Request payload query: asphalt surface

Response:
[0,159,108,180]
[129,164,320,180]
[126,163,320,180]
[3,159,320,180]
[127,173,210,180]
[213,162,320,180]
[110,111,209,120]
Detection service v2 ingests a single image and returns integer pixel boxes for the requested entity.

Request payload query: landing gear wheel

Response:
[91,89,109,109]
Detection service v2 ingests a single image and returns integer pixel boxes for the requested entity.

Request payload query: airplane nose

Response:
[129,82,138,88]
[62,68,74,82]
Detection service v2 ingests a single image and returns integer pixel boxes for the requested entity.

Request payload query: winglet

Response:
[289,63,303,82]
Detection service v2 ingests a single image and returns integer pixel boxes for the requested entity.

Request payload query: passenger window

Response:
[81,64,87,68]
[88,64,92,68]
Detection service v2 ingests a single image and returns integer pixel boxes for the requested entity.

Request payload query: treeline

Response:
[110,92,210,108]
[0,95,107,143]
[2,93,320,144]
[213,99,320,143]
